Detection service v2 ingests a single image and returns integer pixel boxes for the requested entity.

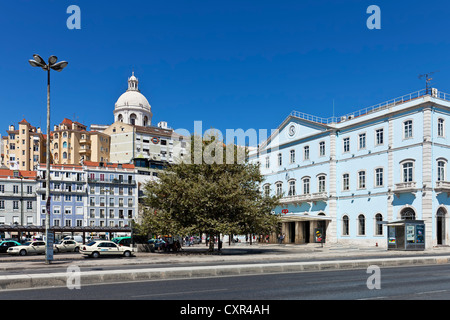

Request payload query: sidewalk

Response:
[1,243,450,290]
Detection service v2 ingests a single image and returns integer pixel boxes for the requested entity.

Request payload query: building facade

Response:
[0,169,37,227]
[1,119,46,171]
[51,118,110,165]
[249,89,450,248]
[36,161,138,233]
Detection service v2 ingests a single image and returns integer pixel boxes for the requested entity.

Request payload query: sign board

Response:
[416,224,425,244]
[406,225,415,243]
[46,232,54,261]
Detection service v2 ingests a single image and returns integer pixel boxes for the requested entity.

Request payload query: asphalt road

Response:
[2,263,450,301]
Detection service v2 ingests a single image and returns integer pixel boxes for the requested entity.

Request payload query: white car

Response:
[79,240,134,258]
[54,240,80,253]
[7,241,46,256]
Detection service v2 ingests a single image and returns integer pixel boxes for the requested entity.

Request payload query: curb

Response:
[1,255,450,290]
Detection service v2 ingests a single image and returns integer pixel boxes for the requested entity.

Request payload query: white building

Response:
[250,89,450,249]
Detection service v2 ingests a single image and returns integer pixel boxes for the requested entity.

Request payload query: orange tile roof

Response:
[0,169,37,179]
[83,160,135,169]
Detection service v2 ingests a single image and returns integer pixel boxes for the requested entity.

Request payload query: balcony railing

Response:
[88,178,136,185]
[394,181,417,193]
[435,181,450,194]
[280,192,328,204]
[289,88,450,125]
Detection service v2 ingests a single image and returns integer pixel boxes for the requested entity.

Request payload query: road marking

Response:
[131,288,229,298]
[415,289,448,295]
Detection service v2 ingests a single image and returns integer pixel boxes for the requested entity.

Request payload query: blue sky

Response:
[1,0,450,141]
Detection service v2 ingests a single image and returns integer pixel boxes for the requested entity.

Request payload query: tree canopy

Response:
[138,133,280,251]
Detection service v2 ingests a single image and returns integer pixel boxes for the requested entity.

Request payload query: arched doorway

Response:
[437,207,447,245]
[400,207,416,220]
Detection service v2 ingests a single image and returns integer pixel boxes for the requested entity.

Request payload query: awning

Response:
[280,214,332,222]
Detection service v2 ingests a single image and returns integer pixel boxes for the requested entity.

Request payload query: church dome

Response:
[114,72,151,112]
[114,72,153,127]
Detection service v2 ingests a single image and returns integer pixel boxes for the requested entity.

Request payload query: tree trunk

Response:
[208,234,215,252]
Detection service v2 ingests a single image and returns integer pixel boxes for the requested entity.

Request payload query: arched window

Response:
[62,141,67,148]
[400,208,416,220]
[54,143,58,149]
[358,214,366,236]
[130,113,137,126]
[143,116,148,127]
[402,161,414,182]
[63,152,67,159]
[118,114,123,122]
[375,213,383,236]
[288,180,296,196]
[342,215,349,236]
[275,182,283,197]
[302,177,310,194]
[317,175,326,193]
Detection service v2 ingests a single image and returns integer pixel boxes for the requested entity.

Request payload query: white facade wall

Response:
[251,93,450,248]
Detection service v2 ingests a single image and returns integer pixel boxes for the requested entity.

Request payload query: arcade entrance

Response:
[281,214,331,244]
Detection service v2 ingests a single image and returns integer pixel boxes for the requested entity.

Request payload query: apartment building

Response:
[1,119,46,171]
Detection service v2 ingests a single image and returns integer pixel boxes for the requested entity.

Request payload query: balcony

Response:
[435,181,450,195]
[394,181,417,194]
[280,192,328,205]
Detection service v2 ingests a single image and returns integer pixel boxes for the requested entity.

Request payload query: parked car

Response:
[63,235,84,243]
[54,240,80,253]
[112,236,131,247]
[79,240,134,258]
[0,240,21,253]
[7,241,46,256]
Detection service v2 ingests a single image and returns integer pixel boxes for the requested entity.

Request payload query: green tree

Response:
[139,133,280,252]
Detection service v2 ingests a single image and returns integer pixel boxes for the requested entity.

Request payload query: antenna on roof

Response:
[419,71,439,95]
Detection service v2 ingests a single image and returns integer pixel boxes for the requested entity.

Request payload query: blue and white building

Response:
[249,89,450,248]
[36,161,138,232]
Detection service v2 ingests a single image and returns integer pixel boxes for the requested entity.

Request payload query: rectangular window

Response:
[290,150,295,164]
[303,146,309,160]
[375,168,384,187]
[376,129,384,145]
[265,157,270,169]
[404,120,413,139]
[278,153,282,166]
[343,138,350,153]
[438,118,445,137]
[359,133,366,150]
[319,142,325,157]
[342,174,350,191]
[358,171,366,189]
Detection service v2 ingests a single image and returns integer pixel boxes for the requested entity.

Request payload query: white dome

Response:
[114,73,153,127]
[115,90,151,111]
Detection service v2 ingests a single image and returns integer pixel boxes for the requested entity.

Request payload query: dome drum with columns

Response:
[114,73,153,127]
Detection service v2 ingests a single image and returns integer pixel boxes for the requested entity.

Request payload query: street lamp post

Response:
[29,54,68,264]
